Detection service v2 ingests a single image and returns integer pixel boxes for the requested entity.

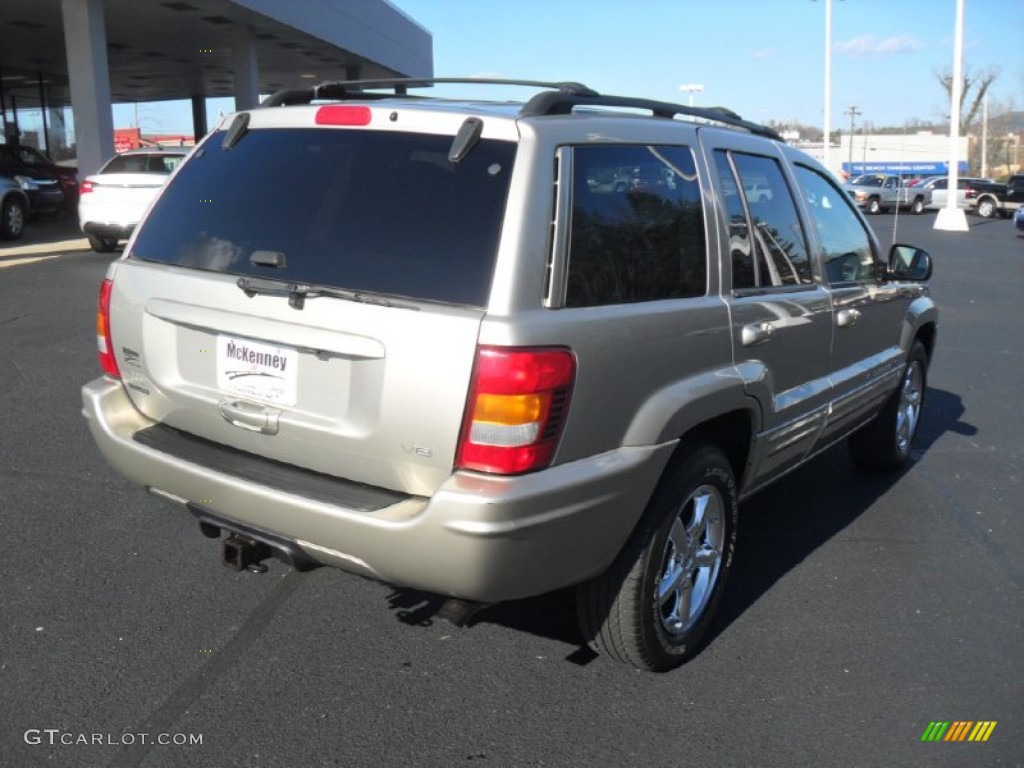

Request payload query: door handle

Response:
[837,308,862,328]
[741,321,775,347]
[218,399,280,435]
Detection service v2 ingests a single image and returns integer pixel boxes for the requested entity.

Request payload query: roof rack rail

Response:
[260,77,598,108]
[520,91,782,141]
[258,77,780,141]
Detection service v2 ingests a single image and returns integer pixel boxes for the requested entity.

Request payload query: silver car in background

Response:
[920,175,993,210]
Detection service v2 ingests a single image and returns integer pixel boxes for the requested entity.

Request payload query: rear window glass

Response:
[129,128,516,307]
[103,153,185,174]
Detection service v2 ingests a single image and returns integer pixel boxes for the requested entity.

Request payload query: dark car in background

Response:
[0,143,78,212]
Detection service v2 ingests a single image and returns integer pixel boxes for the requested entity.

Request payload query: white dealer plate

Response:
[216,335,298,406]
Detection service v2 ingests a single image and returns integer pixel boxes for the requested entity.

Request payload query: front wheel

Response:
[849,341,928,470]
[911,197,925,214]
[866,197,881,215]
[1,196,26,240]
[576,443,738,672]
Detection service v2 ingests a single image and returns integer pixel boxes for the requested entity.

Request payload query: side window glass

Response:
[712,150,757,289]
[729,152,813,286]
[566,145,706,307]
[794,164,876,284]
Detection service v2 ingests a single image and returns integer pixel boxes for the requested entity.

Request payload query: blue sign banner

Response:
[842,160,969,176]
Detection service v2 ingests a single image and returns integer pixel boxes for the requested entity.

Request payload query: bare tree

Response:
[935,66,1000,135]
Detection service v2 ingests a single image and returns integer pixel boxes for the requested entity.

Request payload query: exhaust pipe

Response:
[222,535,272,572]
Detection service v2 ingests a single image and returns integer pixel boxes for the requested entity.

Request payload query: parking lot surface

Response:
[1,212,1021,767]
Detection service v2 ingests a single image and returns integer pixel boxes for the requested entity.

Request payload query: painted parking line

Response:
[0,254,63,269]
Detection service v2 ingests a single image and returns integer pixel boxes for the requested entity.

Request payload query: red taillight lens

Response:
[80,180,95,194]
[456,347,575,475]
[96,278,120,378]
[315,105,372,126]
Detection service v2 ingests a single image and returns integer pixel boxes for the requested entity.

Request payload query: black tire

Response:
[576,443,738,672]
[88,234,118,253]
[911,197,925,214]
[849,341,928,471]
[867,197,881,215]
[975,197,997,219]
[1,195,26,240]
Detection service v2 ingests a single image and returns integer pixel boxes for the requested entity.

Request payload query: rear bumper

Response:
[82,377,674,601]
[82,221,135,239]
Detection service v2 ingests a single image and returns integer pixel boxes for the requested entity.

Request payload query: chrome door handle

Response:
[218,399,280,435]
[837,308,862,327]
[741,321,775,347]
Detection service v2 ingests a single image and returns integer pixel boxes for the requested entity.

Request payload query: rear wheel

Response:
[88,234,118,253]
[975,197,997,218]
[1,196,26,240]
[576,443,737,672]
[849,341,928,470]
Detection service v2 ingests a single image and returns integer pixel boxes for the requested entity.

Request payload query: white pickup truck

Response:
[845,174,930,214]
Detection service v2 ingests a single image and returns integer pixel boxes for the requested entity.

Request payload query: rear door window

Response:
[129,128,517,307]
[713,150,812,289]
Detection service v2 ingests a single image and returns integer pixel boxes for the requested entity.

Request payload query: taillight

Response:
[80,180,95,194]
[456,346,575,475]
[96,278,120,378]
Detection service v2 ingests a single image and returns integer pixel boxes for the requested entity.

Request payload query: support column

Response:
[61,0,115,178]
[37,72,51,156]
[191,94,208,141]
[231,25,259,110]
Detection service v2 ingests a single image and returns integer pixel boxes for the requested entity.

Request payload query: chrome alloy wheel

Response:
[656,484,725,636]
[5,200,24,236]
[896,358,924,454]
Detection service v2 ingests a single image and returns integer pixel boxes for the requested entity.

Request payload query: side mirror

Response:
[888,243,932,281]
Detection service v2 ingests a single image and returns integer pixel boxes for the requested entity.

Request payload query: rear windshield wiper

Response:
[236,276,419,311]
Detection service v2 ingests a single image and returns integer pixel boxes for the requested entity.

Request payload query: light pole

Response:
[823,0,833,175]
[936,0,969,231]
[678,83,704,107]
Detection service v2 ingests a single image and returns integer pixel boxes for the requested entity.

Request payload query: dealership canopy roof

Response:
[0,0,432,108]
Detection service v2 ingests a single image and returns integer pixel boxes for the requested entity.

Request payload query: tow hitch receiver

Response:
[222,535,271,572]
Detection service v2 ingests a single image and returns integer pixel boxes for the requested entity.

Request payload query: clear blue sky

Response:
[118,0,1022,135]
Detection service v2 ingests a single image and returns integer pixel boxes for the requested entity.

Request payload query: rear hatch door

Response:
[109,107,519,496]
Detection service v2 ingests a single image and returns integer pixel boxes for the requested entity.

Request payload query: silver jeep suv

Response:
[82,79,936,672]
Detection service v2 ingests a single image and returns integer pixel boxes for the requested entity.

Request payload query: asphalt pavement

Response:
[0,210,1021,767]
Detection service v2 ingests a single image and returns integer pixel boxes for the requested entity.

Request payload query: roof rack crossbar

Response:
[260,77,598,108]
[520,92,782,141]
